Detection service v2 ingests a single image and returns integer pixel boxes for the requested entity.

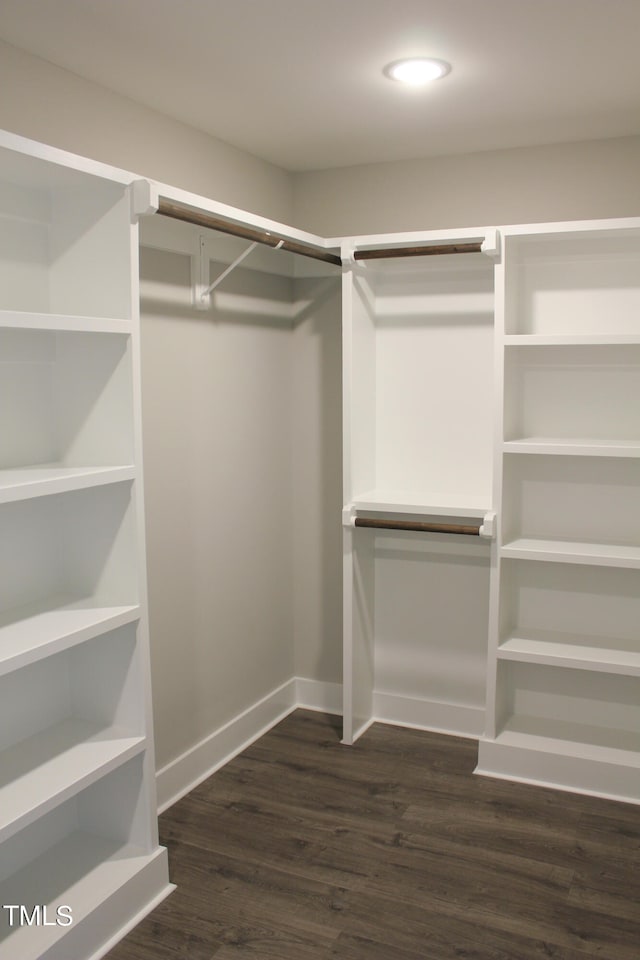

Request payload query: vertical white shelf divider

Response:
[483,230,507,743]
[0,130,172,960]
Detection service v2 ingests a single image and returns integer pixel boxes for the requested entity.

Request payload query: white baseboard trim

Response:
[374,691,484,739]
[156,680,485,812]
[476,739,640,806]
[156,678,297,812]
[295,676,343,715]
[92,883,176,960]
[156,676,342,812]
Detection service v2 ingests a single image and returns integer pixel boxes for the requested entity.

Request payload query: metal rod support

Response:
[354,517,481,536]
[157,198,342,266]
[201,241,259,298]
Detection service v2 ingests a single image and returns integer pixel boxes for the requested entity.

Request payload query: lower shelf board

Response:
[0,720,146,844]
[498,629,640,675]
[477,716,640,804]
[496,714,640,766]
[0,835,168,960]
[0,598,140,678]
[501,538,640,568]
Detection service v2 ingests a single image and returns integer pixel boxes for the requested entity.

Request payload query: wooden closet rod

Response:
[354,517,481,536]
[157,198,342,267]
[354,242,483,261]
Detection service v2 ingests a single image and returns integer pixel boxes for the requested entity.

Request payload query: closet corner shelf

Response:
[0,720,146,845]
[498,630,640,676]
[0,464,136,504]
[0,310,132,334]
[502,438,640,458]
[500,538,640,568]
[504,334,640,346]
[351,489,490,519]
[0,600,141,678]
[0,838,168,960]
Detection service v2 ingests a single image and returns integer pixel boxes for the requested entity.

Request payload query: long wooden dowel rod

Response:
[354,517,481,536]
[157,198,342,267]
[354,242,483,261]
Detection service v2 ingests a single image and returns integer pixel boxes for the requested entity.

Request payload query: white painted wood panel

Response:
[506,231,640,336]
[0,131,169,959]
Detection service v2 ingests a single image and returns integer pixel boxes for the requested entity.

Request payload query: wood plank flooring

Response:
[106,710,640,960]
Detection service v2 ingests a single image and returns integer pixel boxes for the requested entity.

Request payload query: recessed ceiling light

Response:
[383,58,451,86]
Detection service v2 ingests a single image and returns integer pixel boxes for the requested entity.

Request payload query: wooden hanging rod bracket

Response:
[131,179,159,218]
[156,198,342,267]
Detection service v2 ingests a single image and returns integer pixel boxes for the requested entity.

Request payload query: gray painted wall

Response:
[0,39,293,222]
[139,248,295,769]
[293,136,640,235]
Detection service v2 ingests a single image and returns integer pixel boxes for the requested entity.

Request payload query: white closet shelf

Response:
[495,715,640,767]
[0,836,167,960]
[504,334,640,346]
[501,538,640,568]
[498,630,640,676]
[0,598,140,678]
[502,438,640,458]
[0,464,136,503]
[351,490,490,519]
[0,310,131,333]
[0,719,145,845]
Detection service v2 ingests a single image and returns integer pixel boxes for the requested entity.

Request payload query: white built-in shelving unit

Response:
[478,221,640,804]
[341,234,497,743]
[0,131,171,959]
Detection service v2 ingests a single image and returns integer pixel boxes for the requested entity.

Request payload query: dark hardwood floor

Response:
[106,710,640,960]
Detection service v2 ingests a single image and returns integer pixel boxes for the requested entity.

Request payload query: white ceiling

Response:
[1,0,639,172]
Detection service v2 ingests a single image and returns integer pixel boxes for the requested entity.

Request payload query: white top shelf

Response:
[499,629,640,676]
[0,464,136,504]
[351,489,490,519]
[0,310,131,333]
[503,438,640,458]
[0,719,145,844]
[0,598,140,678]
[504,334,640,346]
[501,538,640,568]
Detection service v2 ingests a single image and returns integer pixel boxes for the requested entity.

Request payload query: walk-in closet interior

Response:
[1,125,638,958]
[0,3,639,954]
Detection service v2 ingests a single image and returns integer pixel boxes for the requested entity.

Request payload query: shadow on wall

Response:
[291,272,343,687]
